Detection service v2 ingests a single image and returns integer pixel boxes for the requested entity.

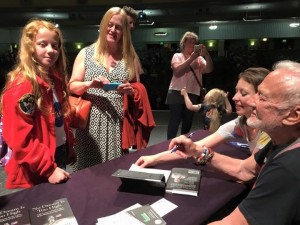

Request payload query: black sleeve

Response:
[239,161,300,225]
[254,141,272,166]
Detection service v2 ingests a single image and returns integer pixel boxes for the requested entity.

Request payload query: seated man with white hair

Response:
[170,60,300,225]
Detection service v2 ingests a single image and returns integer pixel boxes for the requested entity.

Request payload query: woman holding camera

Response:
[165,31,213,139]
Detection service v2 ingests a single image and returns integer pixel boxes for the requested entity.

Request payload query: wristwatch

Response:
[195,146,214,165]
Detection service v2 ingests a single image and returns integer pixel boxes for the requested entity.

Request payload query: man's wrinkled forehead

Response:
[271,68,300,86]
[258,68,300,96]
[257,70,284,96]
[262,68,293,85]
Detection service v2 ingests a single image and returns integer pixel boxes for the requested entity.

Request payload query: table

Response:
[0,130,251,225]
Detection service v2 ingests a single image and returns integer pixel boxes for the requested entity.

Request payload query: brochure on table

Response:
[96,198,177,225]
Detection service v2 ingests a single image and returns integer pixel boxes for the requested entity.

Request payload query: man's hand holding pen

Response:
[169,132,200,158]
[169,132,215,165]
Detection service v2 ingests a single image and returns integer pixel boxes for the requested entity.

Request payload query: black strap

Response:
[189,66,201,88]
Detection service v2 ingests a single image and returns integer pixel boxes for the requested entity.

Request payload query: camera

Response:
[194,44,200,52]
[103,82,122,91]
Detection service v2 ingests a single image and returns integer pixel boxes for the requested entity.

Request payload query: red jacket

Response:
[122,82,156,150]
[2,73,75,189]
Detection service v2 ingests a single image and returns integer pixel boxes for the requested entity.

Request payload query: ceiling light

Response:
[209,24,217,30]
[76,44,82,49]
[139,20,155,26]
[25,12,69,19]
[209,21,218,30]
[154,32,167,36]
[243,18,262,22]
[289,22,299,28]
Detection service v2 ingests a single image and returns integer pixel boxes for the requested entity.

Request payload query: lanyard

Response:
[52,87,63,127]
[274,138,300,159]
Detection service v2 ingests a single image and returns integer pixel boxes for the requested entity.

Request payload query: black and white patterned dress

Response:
[72,44,129,171]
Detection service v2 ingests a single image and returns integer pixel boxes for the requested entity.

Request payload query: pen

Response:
[229,141,249,149]
[171,131,196,153]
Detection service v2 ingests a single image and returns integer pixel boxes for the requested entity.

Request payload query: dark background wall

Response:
[134,38,300,110]
[1,30,300,112]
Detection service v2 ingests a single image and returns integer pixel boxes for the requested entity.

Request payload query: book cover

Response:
[126,205,167,225]
[0,205,31,225]
[165,168,201,196]
[29,198,78,225]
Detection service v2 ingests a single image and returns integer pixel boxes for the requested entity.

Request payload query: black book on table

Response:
[0,205,30,225]
[165,167,201,196]
[112,169,166,195]
[29,198,78,225]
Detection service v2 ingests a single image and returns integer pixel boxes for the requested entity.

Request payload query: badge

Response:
[18,94,36,115]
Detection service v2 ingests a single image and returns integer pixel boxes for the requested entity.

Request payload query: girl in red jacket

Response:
[0,19,76,189]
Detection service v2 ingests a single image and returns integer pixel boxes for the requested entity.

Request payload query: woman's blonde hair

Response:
[179,31,198,51]
[0,18,69,116]
[203,88,227,133]
[94,7,140,81]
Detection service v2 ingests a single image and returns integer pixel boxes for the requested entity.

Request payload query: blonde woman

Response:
[181,88,232,133]
[0,19,75,189]
[68,7,142,171]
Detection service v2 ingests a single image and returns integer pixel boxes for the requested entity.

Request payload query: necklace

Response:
[52,86,64,127]
[108,54,121,68]
[110,59,119,68]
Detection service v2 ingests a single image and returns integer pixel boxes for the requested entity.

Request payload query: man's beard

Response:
[247,114,280,132]
[246,115,262,129]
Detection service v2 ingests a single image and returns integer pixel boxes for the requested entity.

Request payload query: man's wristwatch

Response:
[195,146,214,165]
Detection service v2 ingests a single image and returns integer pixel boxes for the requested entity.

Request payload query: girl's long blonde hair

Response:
[94,7,140,81]
[203,88,227,133]
[0,19,70,116]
